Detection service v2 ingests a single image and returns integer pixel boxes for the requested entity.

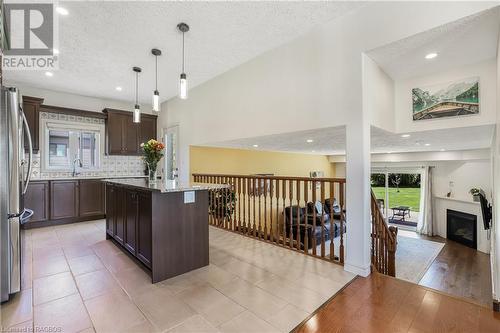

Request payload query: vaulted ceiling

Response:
[4,1,365,104]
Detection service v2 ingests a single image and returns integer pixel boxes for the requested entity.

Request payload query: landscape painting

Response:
[412,77,479,121]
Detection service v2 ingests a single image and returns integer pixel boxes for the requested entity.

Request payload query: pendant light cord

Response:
[182,31,185,73]
[155,55,158,90]
[135,71,138,105]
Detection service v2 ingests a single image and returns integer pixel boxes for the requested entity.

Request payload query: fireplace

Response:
[446,209,477,249]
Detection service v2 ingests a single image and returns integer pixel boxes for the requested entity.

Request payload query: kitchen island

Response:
[104,178,222,283]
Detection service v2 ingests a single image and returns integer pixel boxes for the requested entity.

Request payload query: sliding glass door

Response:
[371,169,422,229]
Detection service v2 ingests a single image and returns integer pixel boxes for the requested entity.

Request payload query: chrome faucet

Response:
[72,156,82,177]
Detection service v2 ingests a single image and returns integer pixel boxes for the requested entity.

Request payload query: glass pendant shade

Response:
[152,90,160,112]
[133,104,141,123]
[179,73,188,99]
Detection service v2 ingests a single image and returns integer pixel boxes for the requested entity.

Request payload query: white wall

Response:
[363,55,395,132]
[160,2,497,277]
[7,83,153,115]
[433,160,491,201]
[491,14,500,305]
[395,59,497,133]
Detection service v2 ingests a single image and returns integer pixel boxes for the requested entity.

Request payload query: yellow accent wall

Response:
[190,146,335,178]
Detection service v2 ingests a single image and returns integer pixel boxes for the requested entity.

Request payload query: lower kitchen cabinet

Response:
[106,184,152,269]
[79,180,105,217]
[23,181,49,222]
[23,179,106,229]
[136,190,152,268]
[50,180,79,220]
[124,189,138,254]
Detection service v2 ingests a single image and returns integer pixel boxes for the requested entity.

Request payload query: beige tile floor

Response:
[1,220,355,333]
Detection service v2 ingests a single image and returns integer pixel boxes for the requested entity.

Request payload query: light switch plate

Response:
[184,191,195,204]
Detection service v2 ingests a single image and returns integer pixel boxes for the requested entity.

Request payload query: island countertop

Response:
[103,178,228,193]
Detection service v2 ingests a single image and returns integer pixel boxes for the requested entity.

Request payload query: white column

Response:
[344,121,371,276]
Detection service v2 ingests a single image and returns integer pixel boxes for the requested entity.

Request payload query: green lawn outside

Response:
[372,187,421,212]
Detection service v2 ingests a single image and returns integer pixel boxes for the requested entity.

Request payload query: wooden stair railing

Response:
[370,189,398,276]
[193,173,346,265]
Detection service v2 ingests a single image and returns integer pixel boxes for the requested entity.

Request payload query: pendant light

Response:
[151,48,161,112]
[177,22,189,99]
[133,66,141,123]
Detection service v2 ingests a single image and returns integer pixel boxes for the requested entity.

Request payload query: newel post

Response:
[387,226,398,277]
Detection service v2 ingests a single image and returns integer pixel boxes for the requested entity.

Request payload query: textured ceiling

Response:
[4,1,365,105]
[203,125,495,155]
[367,7,500,80]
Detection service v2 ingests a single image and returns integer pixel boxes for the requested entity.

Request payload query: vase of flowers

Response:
[140,139,165,183]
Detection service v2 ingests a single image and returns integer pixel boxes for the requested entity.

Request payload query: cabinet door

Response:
[107,112,125,155]
[22,96,43,153]
[113,186,125,244]
[138,116,157,154]
[24,181,49,223]
[105,184,115,236]
[124,189,138,254]
[50,180,78,220]
[79,180,105,217]
[124,115,139,155]
[136,191,152,268]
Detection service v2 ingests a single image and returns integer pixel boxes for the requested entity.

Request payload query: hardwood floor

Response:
[419,238,492,307]
[295,273,500,333]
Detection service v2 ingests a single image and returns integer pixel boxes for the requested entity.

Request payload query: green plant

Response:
[209,188,237,224]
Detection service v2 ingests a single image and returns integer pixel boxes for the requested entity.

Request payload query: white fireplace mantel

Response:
[433,196,490,254]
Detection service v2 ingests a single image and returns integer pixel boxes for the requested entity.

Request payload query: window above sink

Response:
[41,117,104,172]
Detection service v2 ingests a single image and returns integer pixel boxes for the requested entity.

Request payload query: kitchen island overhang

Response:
[103,178,227,283]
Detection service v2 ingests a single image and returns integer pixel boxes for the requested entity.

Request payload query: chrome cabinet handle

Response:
[20,107,32,195]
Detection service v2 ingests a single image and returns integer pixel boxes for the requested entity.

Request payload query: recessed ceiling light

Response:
[425,52,438,59]
[306,139,314,143]
[425,143,431,146]
[440,148,446,152]
[252,144,259,148]
[115,86,122,91]
[387,151,392,154]
[401,134,410,138]
[311,150,316,153]
[45,71,53,77]
[52,48,59,55]
[56,7,69,15]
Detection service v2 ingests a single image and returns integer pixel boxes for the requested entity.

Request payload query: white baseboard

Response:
[344,263,371,277]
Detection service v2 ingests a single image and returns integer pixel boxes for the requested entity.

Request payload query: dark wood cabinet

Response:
[138,116,157,151]
[24,181,49,222]
[137,190,152,268]
[22,96,44,153]
[79,180,105,217]
[50,180,79,220]
[103,109,157,156]
[105,183,115,235]
[113,186,125,245]
[124,189,138,254]
[105,184,152,270]
[23,179,106,229]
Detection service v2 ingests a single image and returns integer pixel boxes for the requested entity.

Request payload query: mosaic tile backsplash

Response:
[27,153,147,180]
[27,112,148,180]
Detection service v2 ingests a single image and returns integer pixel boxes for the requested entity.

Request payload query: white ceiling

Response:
[203,125,495,155]
[367,7,500,80]
[4,1,365,105]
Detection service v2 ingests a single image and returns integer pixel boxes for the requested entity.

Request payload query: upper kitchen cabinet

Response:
[22,96,44,153]
[103,108,157,155]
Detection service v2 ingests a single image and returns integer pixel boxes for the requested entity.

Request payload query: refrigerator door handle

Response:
[20,107,32,195]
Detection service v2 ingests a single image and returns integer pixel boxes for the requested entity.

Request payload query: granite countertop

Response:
[31,175,148,181]
[103,178,229,193]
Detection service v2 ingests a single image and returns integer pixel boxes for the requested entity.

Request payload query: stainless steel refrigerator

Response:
[1,87,33,302]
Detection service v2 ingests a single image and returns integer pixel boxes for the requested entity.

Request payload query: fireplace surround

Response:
[446,209,477,249]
